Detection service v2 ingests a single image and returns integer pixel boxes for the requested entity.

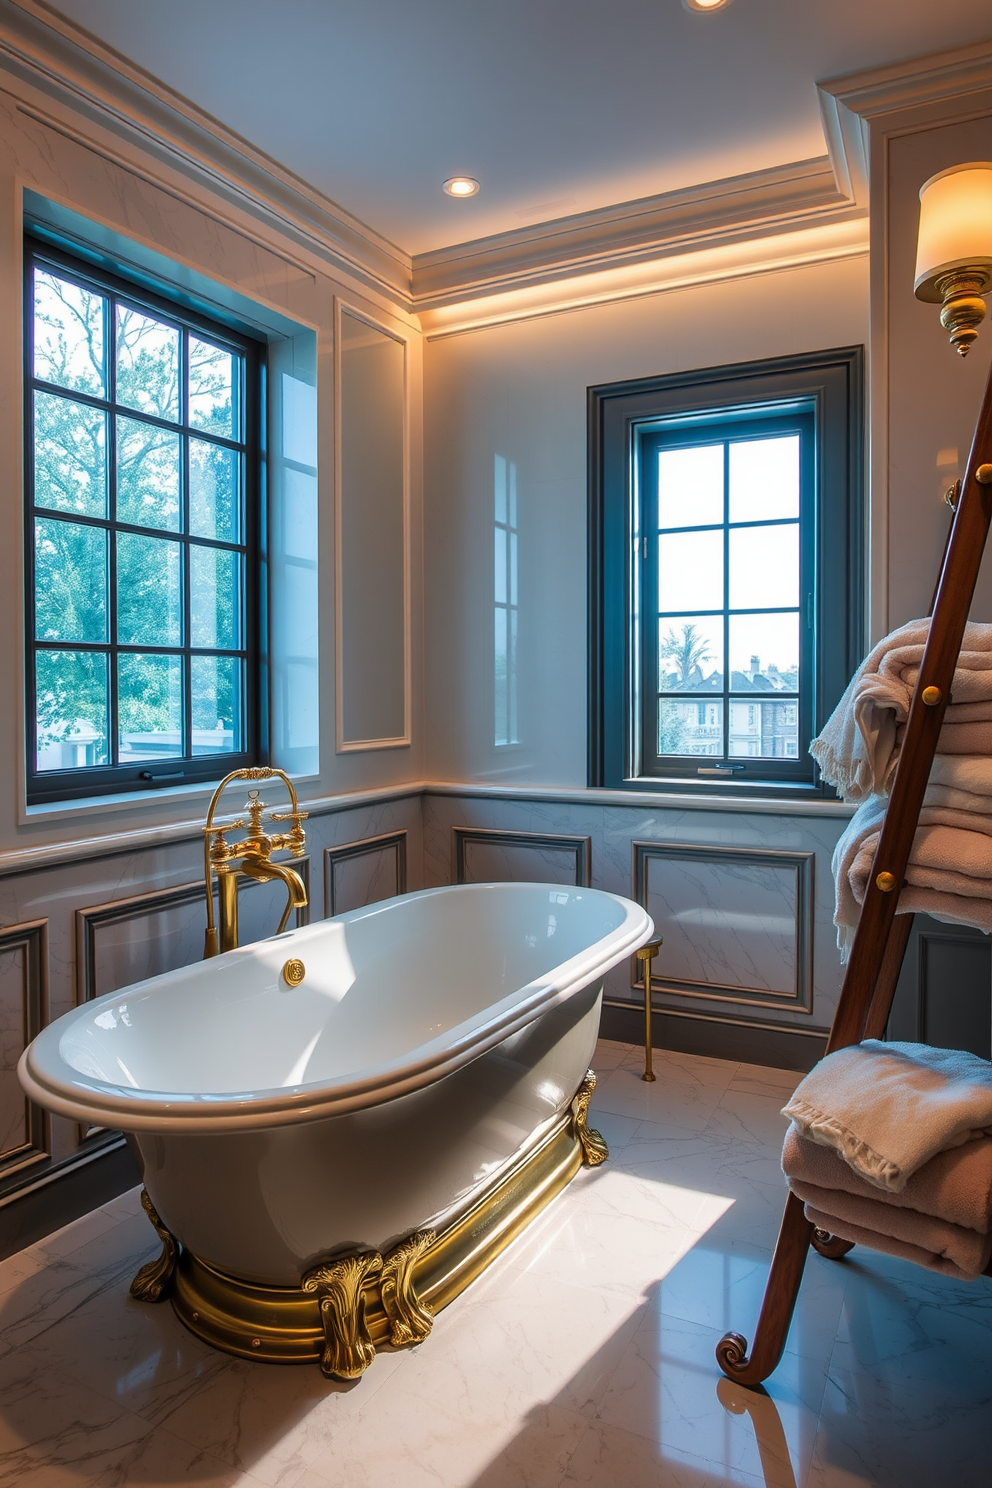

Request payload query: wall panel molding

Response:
[632,841,814,1014]
[0,918,49,1194]
[453,826,591,887]
[324,831,407,918]
[333,297,413,753]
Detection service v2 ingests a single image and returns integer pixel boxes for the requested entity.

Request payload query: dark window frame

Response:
[24,236,266,805]
[588,347,864,799]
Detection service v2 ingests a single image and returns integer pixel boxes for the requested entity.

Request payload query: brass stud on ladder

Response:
[636,940,663,1082]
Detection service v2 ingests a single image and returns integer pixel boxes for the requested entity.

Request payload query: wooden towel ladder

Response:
[716,357,992,1388]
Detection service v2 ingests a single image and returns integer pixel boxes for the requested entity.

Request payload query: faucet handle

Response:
[268,809,309,823]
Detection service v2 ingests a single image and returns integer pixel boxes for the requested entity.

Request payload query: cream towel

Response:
[782,1041,992,1192]
[832,795,992,954]
[782,1122,992,1233]
[810,619,992,802]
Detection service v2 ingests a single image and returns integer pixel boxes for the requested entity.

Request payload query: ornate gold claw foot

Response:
[571,1070,608,1167]
[381,1230,435,1346]
[130,1189,179,1303]
[303,1251,383,1380]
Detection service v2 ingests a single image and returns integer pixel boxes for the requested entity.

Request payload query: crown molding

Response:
[412,156,862,310]
[419,218,869,340]
[0,0,413,304]
[818,36,992,197]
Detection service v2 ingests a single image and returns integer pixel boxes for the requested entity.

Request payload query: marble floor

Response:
[1,1040,990,1488]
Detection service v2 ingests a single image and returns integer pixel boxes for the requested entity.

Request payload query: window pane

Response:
[190,545,240,649]
[35,650,109,771]
[729,523,799,610]
[115,306,180,422]
[729,612,799,688]
[658,697,723,756]
[658,615,724,692]
[189,439,240,542]
[729,435,800,524]
[116,417,181,531]
[192,655,242,754]
[115,416,181,532]
[658,529,724,613]
[33,269,106,397]
[117,533,182,646]
[729,698,800,759]
[188,337,238,438]
[33,392,107,517]
[118,653,183,762]
[658,443,723,529]
[35,518,107,642]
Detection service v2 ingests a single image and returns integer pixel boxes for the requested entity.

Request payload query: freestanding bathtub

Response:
[20,882,653,1377]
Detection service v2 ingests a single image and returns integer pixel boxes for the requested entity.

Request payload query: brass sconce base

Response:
[917,267,992,357]
[133,1072,607,1379]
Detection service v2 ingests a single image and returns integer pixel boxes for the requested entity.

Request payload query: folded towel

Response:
[782,1122,992,1232]
[930,755,992,798]
[800,1200,991,1280]
[832,794,992,954]
[898,719,992,754]
[782,1040,992,1192]
[810,619,992,802]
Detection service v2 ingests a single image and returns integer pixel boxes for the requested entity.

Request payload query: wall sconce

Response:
[914,163,992,356]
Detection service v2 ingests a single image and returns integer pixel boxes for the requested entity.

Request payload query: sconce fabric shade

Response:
[914,163,992,299]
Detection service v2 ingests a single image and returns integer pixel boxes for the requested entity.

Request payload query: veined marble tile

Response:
[655,1234,849,1367]
[591,1060,734,1131]
[704,1086,794,1150]
[34,1202,123,1262]
[581,1105,641,1157]
[726,1061,804,1099]
[0,1343,242,1488]
[591,1037,633,1072]
[154,1345,406,1488]
[98,1184,145,1221]
[562,1418,768,1487]
[593,1307,825,1488]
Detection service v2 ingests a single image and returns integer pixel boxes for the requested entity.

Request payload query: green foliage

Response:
[31,268,243,764]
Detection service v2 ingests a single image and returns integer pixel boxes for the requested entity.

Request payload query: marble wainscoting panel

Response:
[422,792,848,1035]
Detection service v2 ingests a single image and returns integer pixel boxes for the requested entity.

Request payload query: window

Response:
[589,349,863,796]
[25,240,262,803]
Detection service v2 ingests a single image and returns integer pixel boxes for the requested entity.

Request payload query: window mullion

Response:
[722,440,730,763]
[108,293,119,768]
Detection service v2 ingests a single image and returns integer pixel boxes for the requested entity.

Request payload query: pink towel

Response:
[801,1199,991,1280]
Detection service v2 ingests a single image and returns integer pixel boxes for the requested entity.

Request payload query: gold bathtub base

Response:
[163,1072,604,1377]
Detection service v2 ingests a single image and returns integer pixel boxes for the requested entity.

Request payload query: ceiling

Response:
[40,0,992,257]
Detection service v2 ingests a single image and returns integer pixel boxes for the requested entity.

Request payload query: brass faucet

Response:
[202,767,308,957]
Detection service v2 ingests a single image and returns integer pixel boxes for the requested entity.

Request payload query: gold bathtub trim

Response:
[129,1189,179,1303]
[148,1069,606,1374]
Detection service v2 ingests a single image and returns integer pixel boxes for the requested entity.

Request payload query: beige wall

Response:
[424,254,870,787]
[0,83,424,858]
[870,88,992,636]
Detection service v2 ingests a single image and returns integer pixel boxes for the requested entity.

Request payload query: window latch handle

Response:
[696,765,745,776]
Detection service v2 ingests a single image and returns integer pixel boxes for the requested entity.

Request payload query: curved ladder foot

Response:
[811,1228,856,1261]
[715,1191,814,1388]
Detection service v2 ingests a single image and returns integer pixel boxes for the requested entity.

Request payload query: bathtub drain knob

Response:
[282,958,306,987]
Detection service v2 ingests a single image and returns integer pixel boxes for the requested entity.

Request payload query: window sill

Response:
[425,781,855,818]
[20,772,321,829]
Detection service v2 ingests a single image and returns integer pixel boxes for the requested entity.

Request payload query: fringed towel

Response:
[781,1040,992,1193]
[810,619,992,803]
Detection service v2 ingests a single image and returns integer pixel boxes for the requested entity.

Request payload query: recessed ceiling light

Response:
[443,177,480,198]
[683,0,733,11]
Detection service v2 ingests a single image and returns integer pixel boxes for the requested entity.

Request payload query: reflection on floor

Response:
[1,1040,989,1487]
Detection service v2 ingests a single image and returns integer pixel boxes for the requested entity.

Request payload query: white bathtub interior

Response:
[55,884,631,1098]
